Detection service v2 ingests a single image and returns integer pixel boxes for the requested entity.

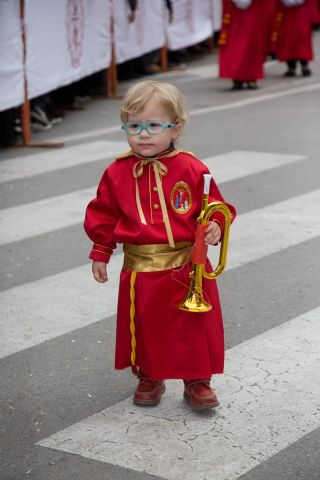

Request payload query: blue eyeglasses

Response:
[121,120,176,135]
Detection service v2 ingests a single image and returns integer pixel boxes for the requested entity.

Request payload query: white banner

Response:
[0,0,24,111]
[25,0,112,100]
[166,0,214,51]
[212,0,222,32]
[113,0,166,64]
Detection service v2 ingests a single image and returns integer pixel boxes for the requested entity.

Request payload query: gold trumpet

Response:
[178,174,231,313]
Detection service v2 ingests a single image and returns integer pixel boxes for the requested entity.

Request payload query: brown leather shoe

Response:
[183,379,219,410]
[133,370,166,406]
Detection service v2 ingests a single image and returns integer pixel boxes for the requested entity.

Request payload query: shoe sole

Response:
[183,392,219,410]
[133,384,166,407]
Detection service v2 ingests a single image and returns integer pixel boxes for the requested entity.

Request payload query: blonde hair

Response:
[120,80,188,126]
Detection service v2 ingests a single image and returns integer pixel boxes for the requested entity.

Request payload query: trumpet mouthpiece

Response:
[203,174,212,194]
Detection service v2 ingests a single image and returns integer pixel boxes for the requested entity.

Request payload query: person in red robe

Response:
[273,0,315,76]
[219,0,269,90]
[84,80,236,410]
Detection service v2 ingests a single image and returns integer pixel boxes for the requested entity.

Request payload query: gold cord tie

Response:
[129,271,137,367]
[133,158,175,248]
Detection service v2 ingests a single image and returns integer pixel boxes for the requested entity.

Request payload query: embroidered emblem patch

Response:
[170,181,192,214]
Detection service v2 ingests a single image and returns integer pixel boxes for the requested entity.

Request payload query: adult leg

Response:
[300,59,312,76]
[284,59,297,77]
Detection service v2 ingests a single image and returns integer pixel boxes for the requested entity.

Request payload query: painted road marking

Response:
[0,140,127,184]
[204,151,305,184]
[0,187,95,246]
[0,258,122,359]
[222,188,320,270]
[1,148,303,187]
[38,307,320,480]
[191,82,320,116]
[0,151,305,246]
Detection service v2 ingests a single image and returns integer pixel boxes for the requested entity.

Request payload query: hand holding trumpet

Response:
[205,221,222,246]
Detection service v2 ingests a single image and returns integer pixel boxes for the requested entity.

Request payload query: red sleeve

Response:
[84,168,119,264]
[207,171,237,237]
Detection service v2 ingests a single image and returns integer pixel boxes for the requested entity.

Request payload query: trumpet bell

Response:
[178,288,212,313]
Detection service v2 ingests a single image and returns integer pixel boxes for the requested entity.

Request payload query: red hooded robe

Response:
[219,0,270,81]
[274,0,314,61]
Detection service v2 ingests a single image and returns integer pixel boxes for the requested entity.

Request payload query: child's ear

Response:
[172,123,182,140]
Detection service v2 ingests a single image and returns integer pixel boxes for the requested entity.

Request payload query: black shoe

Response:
[284,69,296,77]
[302,67,312,77]
[231,80,244,91]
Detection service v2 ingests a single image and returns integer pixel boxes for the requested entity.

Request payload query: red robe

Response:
[84,150,236,380]
[311,0,320,21]
[266,0,278,55]
[219,0,270,81]
[274,0,314,61]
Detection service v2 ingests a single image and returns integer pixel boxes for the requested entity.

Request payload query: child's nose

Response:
[139,128,150,137]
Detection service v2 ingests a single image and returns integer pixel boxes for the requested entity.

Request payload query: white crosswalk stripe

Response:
[0,151,305,246]
[191,82,320,116]
[0,259,121,359]
[204,150,305,184]
[0,187,95,246]
[0,140,128,183]
[38,307,320,480]
[225,188,320,269]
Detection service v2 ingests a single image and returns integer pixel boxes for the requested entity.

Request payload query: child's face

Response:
[126,96,181,157]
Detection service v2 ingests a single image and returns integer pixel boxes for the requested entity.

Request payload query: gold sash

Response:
[123,242,192,272]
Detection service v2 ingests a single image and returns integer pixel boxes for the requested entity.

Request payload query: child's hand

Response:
[92,261,108,283]
[205,221,222,246]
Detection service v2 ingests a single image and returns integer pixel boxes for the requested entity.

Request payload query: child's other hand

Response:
[205,221,222,246]
[92,261,108,283]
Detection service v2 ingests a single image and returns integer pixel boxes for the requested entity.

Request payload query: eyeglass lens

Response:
[124,121,173,135]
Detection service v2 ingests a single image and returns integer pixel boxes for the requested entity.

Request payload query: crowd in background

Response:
[0,0,319,147]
